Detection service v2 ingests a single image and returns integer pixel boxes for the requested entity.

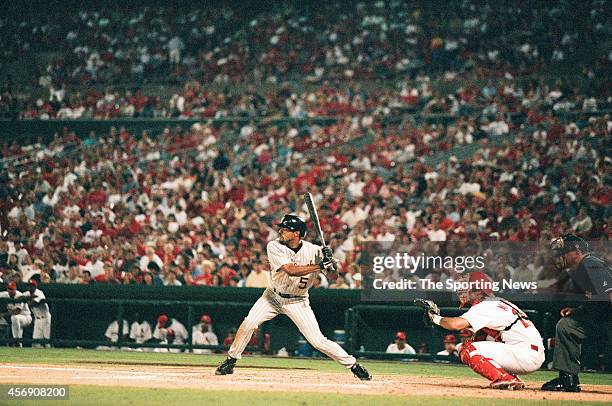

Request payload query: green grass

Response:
[1,348,611,386]
[0,348,611,405]
[1,386,608,406]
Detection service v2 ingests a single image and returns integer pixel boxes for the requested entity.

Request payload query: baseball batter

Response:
[0,282,32,345]
[419,272,545,390]
[22,280,51,347]
[216,214,371,380]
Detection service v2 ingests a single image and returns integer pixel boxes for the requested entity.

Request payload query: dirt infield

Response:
[1,363,611,402]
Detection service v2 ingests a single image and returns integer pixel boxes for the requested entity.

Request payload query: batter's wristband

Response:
[431,314,442,326]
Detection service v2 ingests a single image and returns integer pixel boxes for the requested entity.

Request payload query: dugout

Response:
[0,284,610,371]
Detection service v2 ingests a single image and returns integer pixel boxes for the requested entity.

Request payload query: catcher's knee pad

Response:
[458,341,475,365]
[459,342,509,382]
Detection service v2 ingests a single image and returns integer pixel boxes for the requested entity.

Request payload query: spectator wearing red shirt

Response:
[218,263,238,287]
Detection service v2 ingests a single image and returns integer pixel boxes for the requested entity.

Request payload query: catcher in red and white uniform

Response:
[417,272,545,390]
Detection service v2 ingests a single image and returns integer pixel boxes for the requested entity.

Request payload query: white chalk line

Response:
[0,365,197,377]
[73,375,163,381]
[0,364,371,389]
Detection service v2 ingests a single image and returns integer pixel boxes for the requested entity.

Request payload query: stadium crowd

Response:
[1,74,609,121]
[2,1,609,86]
[0,0,610,120]
[0,105,609,288]
[0,0,610,291]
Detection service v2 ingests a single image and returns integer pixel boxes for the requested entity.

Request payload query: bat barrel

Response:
[304,192,326,246]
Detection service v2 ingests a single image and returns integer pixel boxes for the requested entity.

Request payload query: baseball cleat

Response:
[541,372,581,392]
[215,356,237,375]
[351,363,372,381]
[490,375,525,390]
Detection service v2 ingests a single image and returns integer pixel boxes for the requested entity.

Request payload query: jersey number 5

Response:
[298,277,308,289]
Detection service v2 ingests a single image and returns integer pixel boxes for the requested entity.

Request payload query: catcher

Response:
[415,272,545,390]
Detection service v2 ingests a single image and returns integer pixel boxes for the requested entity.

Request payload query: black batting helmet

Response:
[278,214,307,237]
[550,234,590,270]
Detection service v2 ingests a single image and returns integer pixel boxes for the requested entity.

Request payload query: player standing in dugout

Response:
[215,214,371,381]
[541,234,612,392]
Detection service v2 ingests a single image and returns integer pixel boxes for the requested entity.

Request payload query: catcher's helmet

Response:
[457,271,494,307]
[278,214,307,237]
[550,234,590,270]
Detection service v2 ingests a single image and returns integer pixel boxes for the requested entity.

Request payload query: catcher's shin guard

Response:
[459,342,521,389]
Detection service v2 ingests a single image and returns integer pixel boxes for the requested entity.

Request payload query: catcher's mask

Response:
[550,234,590,271]
[456,271,494,308]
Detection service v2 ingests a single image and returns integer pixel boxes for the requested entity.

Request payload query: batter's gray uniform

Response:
[228,238,356,367]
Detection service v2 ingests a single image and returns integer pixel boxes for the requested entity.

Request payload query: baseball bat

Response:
[303,192,326,247]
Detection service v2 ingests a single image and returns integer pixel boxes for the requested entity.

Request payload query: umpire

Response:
[542,234,612,392]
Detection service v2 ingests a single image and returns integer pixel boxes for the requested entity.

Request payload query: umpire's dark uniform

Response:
[544,248,612,392]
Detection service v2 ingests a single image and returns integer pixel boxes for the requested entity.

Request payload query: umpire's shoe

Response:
[541,371,581,392]
[351,363,372,381]
[215,356,237,375]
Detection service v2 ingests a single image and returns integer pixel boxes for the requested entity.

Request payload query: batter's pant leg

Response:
[283,300,356,368]
[228,293,278,360]
[468,341,545,375]
[552,316,587,375]
[10,315,32,339]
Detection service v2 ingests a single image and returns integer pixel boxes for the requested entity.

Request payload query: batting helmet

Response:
[200,314,212,324]
[550,234,590,270]
[278,214,307,237]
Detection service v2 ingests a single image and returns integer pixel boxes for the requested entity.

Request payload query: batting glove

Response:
[319,257,338,273]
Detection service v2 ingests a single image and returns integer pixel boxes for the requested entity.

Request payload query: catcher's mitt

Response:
[414,298,440,327]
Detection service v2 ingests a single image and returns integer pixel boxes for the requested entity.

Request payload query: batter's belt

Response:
[272,288,306,299]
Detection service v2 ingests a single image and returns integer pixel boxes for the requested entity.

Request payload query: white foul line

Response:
[0,364,371,389]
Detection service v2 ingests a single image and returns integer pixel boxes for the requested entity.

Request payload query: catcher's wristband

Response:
[431,314,442,326]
